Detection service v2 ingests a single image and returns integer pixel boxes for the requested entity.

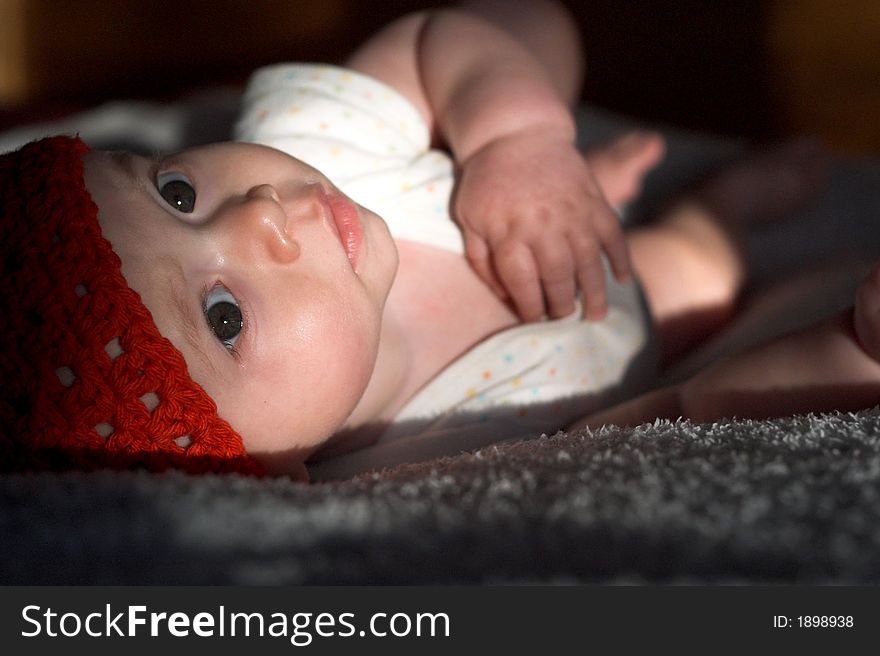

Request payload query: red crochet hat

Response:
[0,135,263,475]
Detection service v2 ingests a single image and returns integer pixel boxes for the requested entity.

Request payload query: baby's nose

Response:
[219,183,298,265]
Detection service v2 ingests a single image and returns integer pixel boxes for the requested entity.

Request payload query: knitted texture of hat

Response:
[0,136,262,475]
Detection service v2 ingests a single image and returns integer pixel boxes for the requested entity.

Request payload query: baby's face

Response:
[83,142,398,479]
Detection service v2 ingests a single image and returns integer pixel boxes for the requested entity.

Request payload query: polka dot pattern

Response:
[392,291,657,440]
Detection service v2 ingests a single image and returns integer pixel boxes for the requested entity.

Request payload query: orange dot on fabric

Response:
[548,368,557,376]
[512,377,523,387]
[482,370,492,380]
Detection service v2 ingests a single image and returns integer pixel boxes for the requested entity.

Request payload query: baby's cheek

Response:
[231,281,381,458]
[296,303,379,417]
[320,318,379,407]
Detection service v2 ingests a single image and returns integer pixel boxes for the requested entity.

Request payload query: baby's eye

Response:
[157,171,196,213]
[203,285,243,352]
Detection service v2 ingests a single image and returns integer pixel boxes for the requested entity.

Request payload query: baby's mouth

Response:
[319,187,364,271]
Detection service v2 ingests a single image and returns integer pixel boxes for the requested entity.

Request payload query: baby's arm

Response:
[346,1,629,322]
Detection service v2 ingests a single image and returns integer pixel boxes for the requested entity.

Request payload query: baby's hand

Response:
[453,129,630,322]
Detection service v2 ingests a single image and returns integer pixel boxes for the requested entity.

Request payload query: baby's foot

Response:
[584,131,666,207]
[671,138,829,283]
[854,260,880,362]
[649,139,828,312]
[695,137,828,226]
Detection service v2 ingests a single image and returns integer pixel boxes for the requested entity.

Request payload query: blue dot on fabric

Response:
[502,354,514,363]
[555,344,564,353]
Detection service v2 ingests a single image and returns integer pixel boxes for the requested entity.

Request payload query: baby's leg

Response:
[571,260,880,430]
[583,131,666,207]
[626,139,826,366]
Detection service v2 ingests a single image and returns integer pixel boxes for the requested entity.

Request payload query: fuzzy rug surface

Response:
[2,411,880,584]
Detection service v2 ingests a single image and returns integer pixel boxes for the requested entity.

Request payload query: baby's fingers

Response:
[534,240,577,319]
[571,234,608,321]
[494,240,544,322]
[464,231,508,299]
[595,208,631,283]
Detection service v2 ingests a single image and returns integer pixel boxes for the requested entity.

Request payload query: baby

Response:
[2,0,878,481]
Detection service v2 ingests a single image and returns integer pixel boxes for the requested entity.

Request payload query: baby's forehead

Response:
[84,151,164,248]
[85,150,144,191]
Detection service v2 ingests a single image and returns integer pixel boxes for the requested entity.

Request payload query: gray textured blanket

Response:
[2,91,879,584]
[3,411,879,584]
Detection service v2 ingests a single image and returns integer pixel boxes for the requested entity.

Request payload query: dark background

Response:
[1,0,878,154]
